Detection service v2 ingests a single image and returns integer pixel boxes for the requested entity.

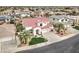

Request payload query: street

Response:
[17,34,79,53]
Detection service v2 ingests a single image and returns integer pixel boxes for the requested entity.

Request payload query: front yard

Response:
[15,22,47,47]
[29,37,47,45]
[16,21,78,47]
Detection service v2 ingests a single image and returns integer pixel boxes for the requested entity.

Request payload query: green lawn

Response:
[29,37,47,45]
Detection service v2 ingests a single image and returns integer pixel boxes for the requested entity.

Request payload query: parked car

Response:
[0,19,5,25]
[0,21,4,25]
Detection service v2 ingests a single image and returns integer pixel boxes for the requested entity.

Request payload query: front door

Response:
[36,29,39,34]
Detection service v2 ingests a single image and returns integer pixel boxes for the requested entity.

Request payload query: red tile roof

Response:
[22,17,49,29]
[42,23,52,29]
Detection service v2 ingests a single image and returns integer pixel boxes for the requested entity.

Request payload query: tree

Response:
[45,12,50,17]
[72,20,76,26]
[71,11,77,15]
[18,31,32,45]
[16,23,25,32]
[15,21,32,46]
[58,23,65,32]
[54,23,65,35]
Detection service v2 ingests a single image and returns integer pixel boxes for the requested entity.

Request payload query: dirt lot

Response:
[0,23,17,53]
[0,23,16,38]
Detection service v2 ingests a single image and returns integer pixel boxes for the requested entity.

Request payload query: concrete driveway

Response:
[43,32,60,42]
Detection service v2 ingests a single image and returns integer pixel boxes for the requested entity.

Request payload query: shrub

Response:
[73,26,79,30]
[16,23,25,32]
[29,37,47,45]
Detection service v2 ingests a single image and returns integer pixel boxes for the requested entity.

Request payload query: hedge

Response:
[29,37,47,45]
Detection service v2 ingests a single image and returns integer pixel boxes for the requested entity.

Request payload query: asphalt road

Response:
[17,34,79,53]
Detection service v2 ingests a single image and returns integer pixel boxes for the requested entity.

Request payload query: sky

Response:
[0,0,79,6]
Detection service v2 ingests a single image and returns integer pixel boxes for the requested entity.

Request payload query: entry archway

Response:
[33,27,42,35]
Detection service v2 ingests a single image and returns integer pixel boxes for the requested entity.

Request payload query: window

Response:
[53,18,55,20]
[65,19,67,21]
[61,19,64,22]
[40,23,43,26]
[36,29,39,34]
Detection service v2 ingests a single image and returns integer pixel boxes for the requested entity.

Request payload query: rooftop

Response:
[22,17,49,29]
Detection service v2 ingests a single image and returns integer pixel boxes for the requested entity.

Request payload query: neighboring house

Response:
[19,12,31,18]
[49,15,73,28]
[22,17,53,35]
[69,16,79,26]
[0,15,11,23]
[14,12,31,19]
[54,12,68,15]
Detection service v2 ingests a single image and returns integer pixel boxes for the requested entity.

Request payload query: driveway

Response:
[43,32,60,42]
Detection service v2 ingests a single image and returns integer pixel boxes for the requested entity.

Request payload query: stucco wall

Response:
[42,28,51,33]
[33,27,42,35]
[25,27,32,31]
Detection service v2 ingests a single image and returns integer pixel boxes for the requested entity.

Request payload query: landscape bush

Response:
[73,26,79,30]
[29,37,47,45]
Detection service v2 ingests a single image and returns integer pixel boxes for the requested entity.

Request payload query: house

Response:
[22,17,53,35]
[49,15,73,28]
[0,15,11,24]
[69,15,79,26]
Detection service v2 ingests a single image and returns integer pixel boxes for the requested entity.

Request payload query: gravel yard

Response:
[0,23,17,53]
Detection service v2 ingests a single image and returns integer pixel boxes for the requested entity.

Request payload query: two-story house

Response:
[22,17,53,35]
[49,15,73,28]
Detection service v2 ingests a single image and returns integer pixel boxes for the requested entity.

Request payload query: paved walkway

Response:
[42,26,79,42]
[43,32,60,42]
[43,31,79,43]
[67,27,79,34]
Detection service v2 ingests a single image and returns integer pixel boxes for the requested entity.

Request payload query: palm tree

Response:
[14,21,25,46]
[18,31,32,46]
[54,23,65,35]
[15,23,25,32]
[72,20,76,26]
[58,23,65,32]
[44,12,50,17]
